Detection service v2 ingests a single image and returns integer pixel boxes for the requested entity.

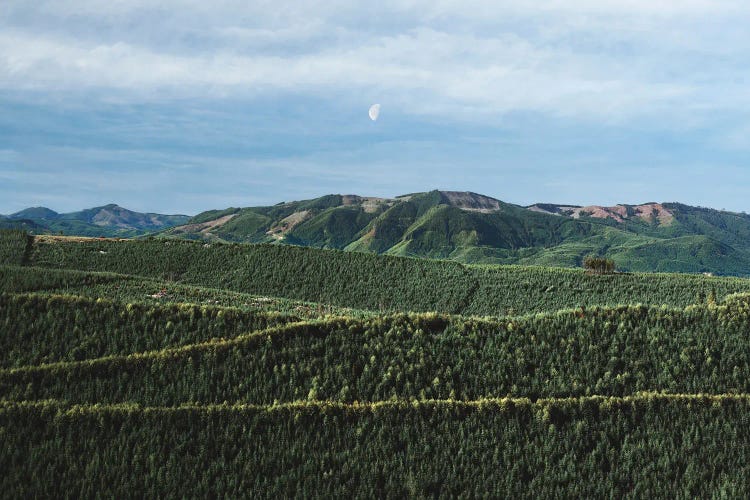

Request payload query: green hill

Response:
[160,190,750,276]
[4,204,189,237]
[4,229,750,496]
[4,396,750,498]
[19,234,750,315]
[12,191,750,274]
[6,297,750,405]
[7,207,59,219]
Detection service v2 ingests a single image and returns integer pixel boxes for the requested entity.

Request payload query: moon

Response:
[368,104,380,121]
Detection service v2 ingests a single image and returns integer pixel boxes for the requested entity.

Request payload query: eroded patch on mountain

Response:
[527,204,580,215]
[528,203,674,226]
[568,205,629,221]
[341,195,394,213]
[440,191,503,212]
[633,203,674,225]
[169,213,239,234]
[267,210,312,239]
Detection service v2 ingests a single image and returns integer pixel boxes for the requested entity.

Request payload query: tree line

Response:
[6,296,750,404]
[6,232,748,316]
[1,396,749,498]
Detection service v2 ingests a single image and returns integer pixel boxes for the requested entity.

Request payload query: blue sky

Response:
[1,1,749,215]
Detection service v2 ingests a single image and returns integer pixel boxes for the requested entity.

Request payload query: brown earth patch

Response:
[442,191,502,212]
[341,195,393,213]
[34,235,130,243]
[170,213,237,234]
[634,203,674,225]
[558,203,674,225]
[569,206,627,222]
[266,210,312,238]
[527,205,580,216]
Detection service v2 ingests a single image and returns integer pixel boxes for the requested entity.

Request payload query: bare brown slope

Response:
[169,214,238,235]
[528,203,674,226]
[440,191,503,212]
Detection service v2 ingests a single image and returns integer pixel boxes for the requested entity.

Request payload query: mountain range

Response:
[159,190,750,276]
[0,204,189,237]
[6,191,750,275]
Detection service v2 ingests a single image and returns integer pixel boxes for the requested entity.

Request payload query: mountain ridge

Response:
[8,191,750,275]
[1,204,189,237]
[155,190,750,276]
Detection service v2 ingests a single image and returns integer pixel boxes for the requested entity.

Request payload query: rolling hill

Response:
[3,230,750,497]
[1,204,189,237]
[9,191,750,274]
[161,190,750,275]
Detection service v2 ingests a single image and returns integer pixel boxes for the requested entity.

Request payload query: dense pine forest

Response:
[3,229,750,496]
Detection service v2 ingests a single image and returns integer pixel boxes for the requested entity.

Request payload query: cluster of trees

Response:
[465,264,748,315]
[583,255,616,274]
[0,264,127,294]
[6,229,750,496]
[0,229,31,266]
[28,237,476,313]
[2,396,750,497]
[6,297,750,405]
[0,264,366,320]
[12,232,750,316]
[0,292,298,367]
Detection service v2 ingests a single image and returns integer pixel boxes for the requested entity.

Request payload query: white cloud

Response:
[1,1,749,124]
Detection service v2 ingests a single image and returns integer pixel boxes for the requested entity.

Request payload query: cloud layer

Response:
[2,1,750,214]
[3,1,749,122]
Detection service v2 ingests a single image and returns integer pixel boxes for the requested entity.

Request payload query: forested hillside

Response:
[25,235,750,314]
[4,396,749,498]
[3,229,750,496]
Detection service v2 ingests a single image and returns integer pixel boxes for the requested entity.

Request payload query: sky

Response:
[1,1,750,215]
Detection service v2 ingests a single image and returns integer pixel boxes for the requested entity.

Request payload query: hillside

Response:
[3,230,750,496]
[0,215,46,232]
[161,190,750,276]
[3,204,189,237]
[10,192,750,274]
[19,235,750,315]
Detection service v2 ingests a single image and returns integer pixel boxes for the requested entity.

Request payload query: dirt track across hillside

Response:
[34,235,130,243]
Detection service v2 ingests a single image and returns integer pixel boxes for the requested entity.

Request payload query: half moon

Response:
[368,104,380,121]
